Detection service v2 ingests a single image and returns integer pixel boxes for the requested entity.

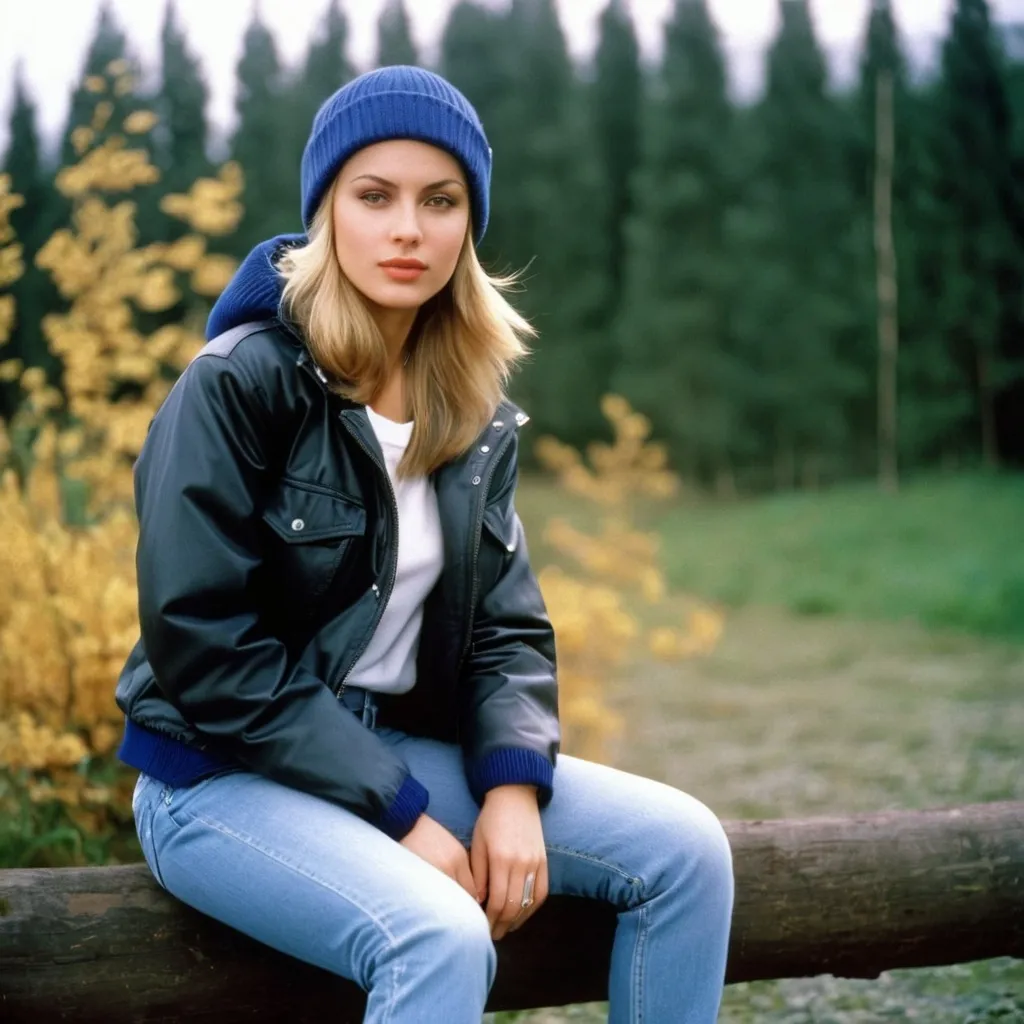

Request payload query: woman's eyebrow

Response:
[350,174,466,191]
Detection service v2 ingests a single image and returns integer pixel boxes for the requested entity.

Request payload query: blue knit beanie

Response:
[300,65,492,243]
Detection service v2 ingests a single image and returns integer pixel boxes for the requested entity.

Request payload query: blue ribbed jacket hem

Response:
[377,774,430,841]
[118,717,429,840]
[118,717,231,787]
[466,747,555,807]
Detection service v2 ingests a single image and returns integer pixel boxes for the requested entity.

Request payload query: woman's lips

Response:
[381,265,425,282]
[379,258,427,282]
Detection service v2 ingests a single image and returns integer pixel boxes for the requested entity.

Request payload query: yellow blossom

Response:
[192,254,237,296]
[122,110,158,135]
[71,125,95,156]
[0,357,23,381]
[0,295,14,344]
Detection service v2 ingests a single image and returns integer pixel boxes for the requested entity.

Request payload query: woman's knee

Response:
[638,788,734,904]
[392,884,496,976]
[673,795,733,903]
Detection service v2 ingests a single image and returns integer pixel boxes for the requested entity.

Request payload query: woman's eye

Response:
[361,191,387,205]
[426,194,456,208]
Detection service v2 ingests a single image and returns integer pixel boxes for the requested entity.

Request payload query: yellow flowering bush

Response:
[0,64,242,865]
[535,396,724,761]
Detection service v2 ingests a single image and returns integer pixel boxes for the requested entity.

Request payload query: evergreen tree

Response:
[999,24,1024,463]
[127,2,215,332]
[853,0,914,481]
[1,67,54,414]
[297,0,354,122]
[133,0,212,253]
[613,0,741,485]
[928,0,1023,465]
[228,10,296,255]
[284,0,355,226]
[730,0,866,487]
[376,0,419,68]
[592,0,642,308]
[58,2,139,169]
[154,1,211,216]
[491,0,611,445]
[439,1,514,260]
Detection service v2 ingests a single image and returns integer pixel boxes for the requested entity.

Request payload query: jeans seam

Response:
[382,960,404,1024]
[632,903,648,1023]
[160,802,400,953]
[133,779,169,891]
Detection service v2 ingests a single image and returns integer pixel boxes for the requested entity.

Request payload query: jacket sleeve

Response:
[133,350,427,840]
[459,432,560,806]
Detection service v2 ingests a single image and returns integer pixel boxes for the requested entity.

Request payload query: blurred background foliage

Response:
[1,0,1023,1020]
[5,0,1024,484]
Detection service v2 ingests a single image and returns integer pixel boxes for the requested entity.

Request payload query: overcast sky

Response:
[3,0,1024,156]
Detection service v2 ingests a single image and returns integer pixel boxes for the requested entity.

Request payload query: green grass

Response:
[655,472,1024,641]
[518,471,1024,643]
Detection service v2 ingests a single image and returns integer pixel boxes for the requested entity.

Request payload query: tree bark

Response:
[976,346,999,468]
[875,68,900,494]
[1,802,1021,1023]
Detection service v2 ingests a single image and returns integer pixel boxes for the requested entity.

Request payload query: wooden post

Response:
[1,802,1022,1022]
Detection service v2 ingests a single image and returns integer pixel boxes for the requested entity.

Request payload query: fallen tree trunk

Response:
[1,802,1021,1022]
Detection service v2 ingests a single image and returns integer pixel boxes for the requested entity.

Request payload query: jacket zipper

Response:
[330,414,400,699]
[453,427,517,685]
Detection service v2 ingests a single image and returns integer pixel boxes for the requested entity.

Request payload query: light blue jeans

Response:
[132,704,733,1023]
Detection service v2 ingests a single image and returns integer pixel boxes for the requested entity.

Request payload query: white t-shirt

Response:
[345,406,444,695]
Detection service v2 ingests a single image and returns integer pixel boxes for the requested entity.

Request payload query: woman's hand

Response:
[400,813,479,901]
[470,784,548,940]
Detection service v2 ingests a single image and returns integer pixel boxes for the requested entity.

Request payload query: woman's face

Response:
[332,139,471,314]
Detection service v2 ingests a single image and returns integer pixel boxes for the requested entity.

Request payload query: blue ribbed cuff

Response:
[376,773,430,841]
[118,717,230,787]
[466,748,554,807]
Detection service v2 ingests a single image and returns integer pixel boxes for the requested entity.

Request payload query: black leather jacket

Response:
[114,318,559,829]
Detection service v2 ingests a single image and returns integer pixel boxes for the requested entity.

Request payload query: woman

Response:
[117,66,733,1023]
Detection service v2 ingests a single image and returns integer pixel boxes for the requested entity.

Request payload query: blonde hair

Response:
[278,178,534,477]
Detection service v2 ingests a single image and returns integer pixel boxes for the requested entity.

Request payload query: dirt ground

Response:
[488,607,1024,1023]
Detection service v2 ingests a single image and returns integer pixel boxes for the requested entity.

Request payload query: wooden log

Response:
[1,802,1021,1023]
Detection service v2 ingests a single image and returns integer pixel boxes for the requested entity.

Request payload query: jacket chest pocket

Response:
[261,480,367,601]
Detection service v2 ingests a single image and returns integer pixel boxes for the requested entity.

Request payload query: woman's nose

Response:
[389,201,424,245]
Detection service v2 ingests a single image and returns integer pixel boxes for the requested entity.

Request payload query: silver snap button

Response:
[492,420,504,429]
[472,475,482,486]
[480,445,490,453]
[515,412,528,425]
[291,518,305,531]
[506,542,515,552]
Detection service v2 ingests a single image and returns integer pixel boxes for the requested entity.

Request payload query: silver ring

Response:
[520,872,536,909]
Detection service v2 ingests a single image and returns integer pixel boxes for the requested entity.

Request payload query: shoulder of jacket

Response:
[197,318,299,367]
[173,320,309,432]
[187,319,308,410]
